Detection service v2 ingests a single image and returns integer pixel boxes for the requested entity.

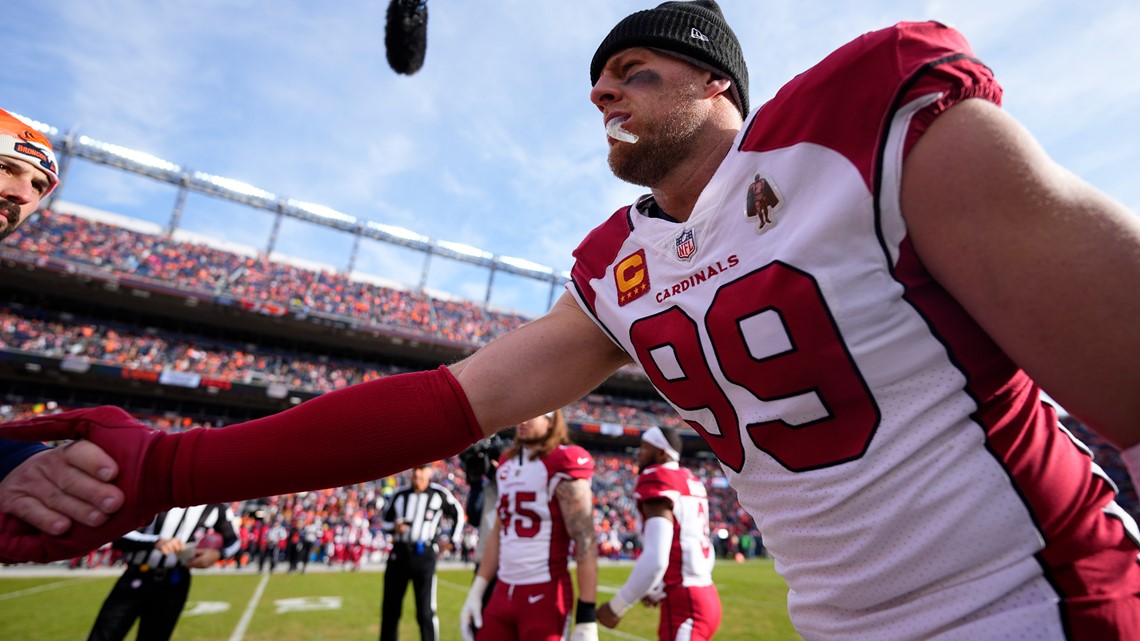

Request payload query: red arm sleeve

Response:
[0,366,483,563]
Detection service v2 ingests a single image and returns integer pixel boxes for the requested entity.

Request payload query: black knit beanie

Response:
[590,0,749,117]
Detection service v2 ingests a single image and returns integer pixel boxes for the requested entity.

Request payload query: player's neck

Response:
[650,126,737,223]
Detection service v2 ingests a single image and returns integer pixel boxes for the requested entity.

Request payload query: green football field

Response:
[0,558,800,640]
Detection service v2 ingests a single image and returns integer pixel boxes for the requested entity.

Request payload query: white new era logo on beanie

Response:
[690,27,709,41]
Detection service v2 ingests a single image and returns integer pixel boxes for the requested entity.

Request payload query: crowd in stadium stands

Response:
[567,394,688,431]
[0,308,400,393]
[0,307,688,429]
[7,210,531,346]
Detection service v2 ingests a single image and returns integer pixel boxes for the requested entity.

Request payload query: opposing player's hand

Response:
[596,602,622,628]
[460,575,488,641]
[0,440,124,535]
[570,621,599,641]
[0,407,170,564]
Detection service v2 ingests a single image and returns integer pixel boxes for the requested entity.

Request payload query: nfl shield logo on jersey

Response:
[675,228,697,261]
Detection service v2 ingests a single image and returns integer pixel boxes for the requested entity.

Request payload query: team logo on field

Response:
[674,228,697,261]
[745,171,782,231]
[614,249,650,306]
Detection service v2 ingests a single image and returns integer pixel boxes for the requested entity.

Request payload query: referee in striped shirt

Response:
[86,504,239,641]
[380,462,465,641]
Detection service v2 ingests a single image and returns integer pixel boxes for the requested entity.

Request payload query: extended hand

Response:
[0,440,124,535]
[0,407,170,564]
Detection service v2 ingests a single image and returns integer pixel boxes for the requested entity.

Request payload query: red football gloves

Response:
[0,366,483,563]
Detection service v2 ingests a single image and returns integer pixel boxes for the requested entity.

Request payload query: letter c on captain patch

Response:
[615,249,650,306]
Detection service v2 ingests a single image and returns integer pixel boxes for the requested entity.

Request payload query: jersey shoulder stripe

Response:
[571,206,635,315]
[545,444,594,479]
[741,21,998,191]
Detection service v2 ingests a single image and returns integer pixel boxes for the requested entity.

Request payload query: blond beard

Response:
[608,81,707,188]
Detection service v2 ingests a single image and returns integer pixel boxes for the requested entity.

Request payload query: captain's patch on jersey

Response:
[615,249,650,306]
[745,171,782,231]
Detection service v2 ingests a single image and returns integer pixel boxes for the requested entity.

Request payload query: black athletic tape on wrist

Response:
[575,600,597,624]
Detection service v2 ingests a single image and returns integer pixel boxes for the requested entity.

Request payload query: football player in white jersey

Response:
[6,2,1140,639]
[598,426,721,640]
[459,411,600,641]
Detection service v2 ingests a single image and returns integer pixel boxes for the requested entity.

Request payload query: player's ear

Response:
[705,76,732,101]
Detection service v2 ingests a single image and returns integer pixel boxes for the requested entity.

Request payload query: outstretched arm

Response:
[452,292,632,431]
[0,293,628,563]
[598,498,674,628]
[902,98,1140,447]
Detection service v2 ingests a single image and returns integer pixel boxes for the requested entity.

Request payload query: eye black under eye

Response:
[623,68,659,86]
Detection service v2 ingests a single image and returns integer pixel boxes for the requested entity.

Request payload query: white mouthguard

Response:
[606,116,639,144]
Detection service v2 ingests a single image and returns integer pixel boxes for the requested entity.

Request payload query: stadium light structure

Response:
[367,221,429,244]
[39,120,570,311]
[193,171,276,202]
[11,112,59,137]
[78,137,182,174]
[288,200,357,225]
[499,255,554,277]
[435,239,494,265]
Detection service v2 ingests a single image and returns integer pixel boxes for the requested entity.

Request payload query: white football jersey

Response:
[635,461,715,589]
[494,444,593,585]
[569,21,1140,640]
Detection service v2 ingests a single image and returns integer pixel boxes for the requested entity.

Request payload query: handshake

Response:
[0,368,486,564]
[0,407,175,564]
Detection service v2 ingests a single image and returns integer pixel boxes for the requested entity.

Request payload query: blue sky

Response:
[3,0,1138,317]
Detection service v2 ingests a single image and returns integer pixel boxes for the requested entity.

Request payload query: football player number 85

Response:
[630,262,880,473]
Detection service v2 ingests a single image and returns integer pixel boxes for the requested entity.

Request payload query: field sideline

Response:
[0,558,800,640]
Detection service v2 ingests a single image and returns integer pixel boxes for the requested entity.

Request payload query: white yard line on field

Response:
[227,571,270,641]
[0,578,88,601]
